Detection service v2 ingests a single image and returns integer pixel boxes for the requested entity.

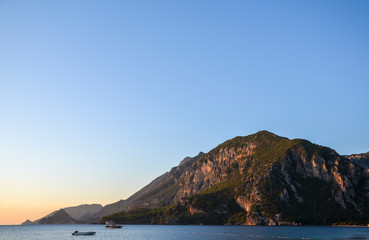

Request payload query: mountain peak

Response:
[210,131,288,156]
[28,131,369,226]
[21,219,33,225]
[253,130,279,136]
[34,209,78,224]
[179,152,205,167]
[250,130,288,141]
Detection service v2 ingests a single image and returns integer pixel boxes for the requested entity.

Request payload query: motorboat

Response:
[72,231,96,236]
[105,220,123,228]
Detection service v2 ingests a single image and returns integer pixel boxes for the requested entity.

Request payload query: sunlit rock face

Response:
[101,131,369,225]
[28,131,369,225]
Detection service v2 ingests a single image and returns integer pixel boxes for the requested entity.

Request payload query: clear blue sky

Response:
[0,0,368,224]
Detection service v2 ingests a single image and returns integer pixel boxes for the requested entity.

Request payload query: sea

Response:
[1,225,369,240]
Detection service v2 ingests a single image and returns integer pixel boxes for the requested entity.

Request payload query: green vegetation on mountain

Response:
[27,131,369,226]
[100,205,180,224]
[100,131,369,225]
[100,188,246,225]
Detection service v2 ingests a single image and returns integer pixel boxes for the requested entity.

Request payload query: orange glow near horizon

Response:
[0,203,57,225]
[0,177,121,225]
[0,198,114,225]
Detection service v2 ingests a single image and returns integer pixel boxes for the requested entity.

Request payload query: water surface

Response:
[1,225,369,240]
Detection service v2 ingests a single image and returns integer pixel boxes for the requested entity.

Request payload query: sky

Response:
[0,0,369,225]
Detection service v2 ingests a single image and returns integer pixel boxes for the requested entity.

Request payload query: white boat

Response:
[72,231,96,236]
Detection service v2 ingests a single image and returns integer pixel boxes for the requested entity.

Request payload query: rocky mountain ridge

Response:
[24,131,369,225]
[90,152,205,221]
[22,204,102,225]
[101,131,369,225]
[345,152,369,168]
[22,209,78,225]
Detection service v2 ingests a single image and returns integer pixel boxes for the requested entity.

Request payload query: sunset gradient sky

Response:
[1,0,369,225]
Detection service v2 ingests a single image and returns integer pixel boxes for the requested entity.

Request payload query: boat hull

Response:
[105,225,122,228]
[73,231,96,236]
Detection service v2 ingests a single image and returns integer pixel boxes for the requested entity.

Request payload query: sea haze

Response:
[1,225,369,240]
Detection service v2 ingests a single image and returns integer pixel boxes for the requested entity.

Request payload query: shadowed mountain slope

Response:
[33,209,78,225]
[345,152,369,168]
[23,131,369,225]
[97,152,205,218]
[101,131,369,225]
[21,204,102,225]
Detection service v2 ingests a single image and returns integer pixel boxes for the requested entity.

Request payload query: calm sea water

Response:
[1,225,369,240]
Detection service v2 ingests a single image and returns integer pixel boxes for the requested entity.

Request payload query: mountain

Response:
[97,152,205,218]
[345,152,369,168]
[64,204,103,223]
[21,152,204,225]
[21,204,102,225]
[23,131,369,225]
[32,209,78,225]
[21,220,33,225]
[100,131,369,225]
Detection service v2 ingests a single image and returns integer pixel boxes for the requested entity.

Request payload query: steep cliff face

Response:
[171,132,369,225]
[24,131,369,225]
[102,131,369,225]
